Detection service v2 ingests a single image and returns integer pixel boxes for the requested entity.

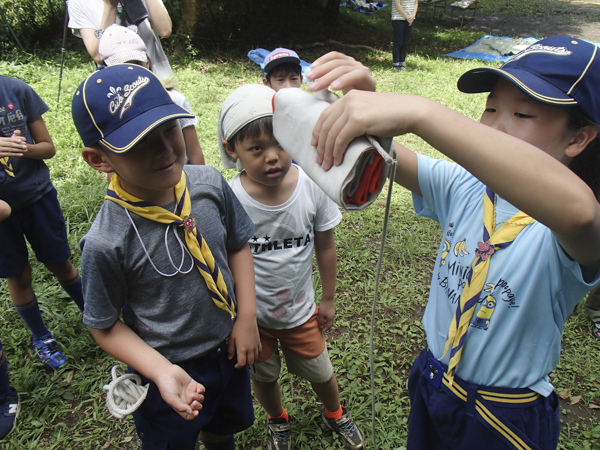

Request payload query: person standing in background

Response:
[68,0,178,89]
[392,0,418,72]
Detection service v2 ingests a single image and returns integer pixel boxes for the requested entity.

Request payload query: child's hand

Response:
[306,52,376,94]
[318,300,335,332]
[228,315,261,369]
[0,130,27,158]
[312,91,415,170]
[154,364,205,420]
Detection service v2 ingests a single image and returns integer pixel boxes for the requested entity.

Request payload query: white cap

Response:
[99,24,148,66]
[217,84,275,170]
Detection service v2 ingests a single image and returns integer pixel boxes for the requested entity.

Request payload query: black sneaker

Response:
[0,387,19,440]
[321,408,364,450]
[267,416,292,450]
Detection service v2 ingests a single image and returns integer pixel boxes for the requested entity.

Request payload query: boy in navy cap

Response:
[263,48,303,91]
[72,64,260,450]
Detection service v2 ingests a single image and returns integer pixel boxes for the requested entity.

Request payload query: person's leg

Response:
[311,372,340,413]
[199,433,235,450]
[392,20,406,68]
[399,23,414,66]
[45,260,84,312]
[7,264,50,340]
[0,342,19,440]
[251,350,291,449]
[253,379,285,418]
[7,264,67,370]
[585,286,600,338]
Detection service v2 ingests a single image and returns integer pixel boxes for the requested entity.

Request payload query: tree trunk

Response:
[181,0,200,30]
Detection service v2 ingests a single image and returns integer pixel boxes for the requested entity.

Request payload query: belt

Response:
[425,354,542,450]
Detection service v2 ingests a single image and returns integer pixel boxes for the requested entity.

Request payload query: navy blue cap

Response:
[457,36,600,125]
[263,48,301,75]
[72,64,193,154]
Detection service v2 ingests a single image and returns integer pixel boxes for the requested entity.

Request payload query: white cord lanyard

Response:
[124,208,195,277]
[370,152,397,450]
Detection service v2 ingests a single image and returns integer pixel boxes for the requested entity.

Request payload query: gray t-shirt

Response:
[80,165,255,363]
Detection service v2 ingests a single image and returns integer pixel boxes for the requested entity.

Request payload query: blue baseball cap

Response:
[72,64,193,154]
[457,36,600,125]
[263,48,301,75]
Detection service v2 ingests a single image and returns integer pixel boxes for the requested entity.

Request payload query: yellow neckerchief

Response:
[105,172,235,319]
[1,157,14,177]
[441,187,535,383]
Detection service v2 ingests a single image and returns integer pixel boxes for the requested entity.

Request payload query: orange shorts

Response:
[257,309,326,363]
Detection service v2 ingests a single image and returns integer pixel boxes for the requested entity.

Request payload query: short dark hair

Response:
[265,63,302,84]
[227,116,274,150]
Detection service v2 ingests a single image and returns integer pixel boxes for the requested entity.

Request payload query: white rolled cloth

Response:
[272,88,394,210]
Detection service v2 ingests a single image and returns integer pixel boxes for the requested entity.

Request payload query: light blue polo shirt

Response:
[413,154,600,396]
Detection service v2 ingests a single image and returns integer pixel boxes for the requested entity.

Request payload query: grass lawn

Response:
[1,3,600,449]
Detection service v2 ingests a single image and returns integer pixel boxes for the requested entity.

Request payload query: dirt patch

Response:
[444,0,600,42]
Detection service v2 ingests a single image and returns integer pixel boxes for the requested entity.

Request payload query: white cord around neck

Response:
[125,208,195,277]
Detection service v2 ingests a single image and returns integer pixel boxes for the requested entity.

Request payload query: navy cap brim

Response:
[98,103,193,154]
[264,56,301,74]
[457,67,577,107]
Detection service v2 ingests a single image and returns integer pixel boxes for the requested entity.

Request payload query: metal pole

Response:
[57,0,69,103]
[0,7,24,51]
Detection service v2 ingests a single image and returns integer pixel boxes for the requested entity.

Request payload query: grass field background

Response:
[1,3,600,448]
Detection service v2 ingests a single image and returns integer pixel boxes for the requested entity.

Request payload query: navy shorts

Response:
[0,188,71,278]
[132,341,254,450]
[407,348,560,450]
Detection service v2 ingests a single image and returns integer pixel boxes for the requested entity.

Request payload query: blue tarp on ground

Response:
[341,2,388,14]
[445,35,539,62]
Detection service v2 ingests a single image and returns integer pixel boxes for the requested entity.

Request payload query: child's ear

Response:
[81,147,115,173]
[262,77,270,87]
[222,140,239,160]
[565,125,599,158]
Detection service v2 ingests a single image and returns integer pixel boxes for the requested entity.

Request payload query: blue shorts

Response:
[407,348,560,450]
[132,341,254,450]
[0,188,71,278]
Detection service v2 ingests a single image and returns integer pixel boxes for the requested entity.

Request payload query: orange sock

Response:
[268,407,289,422]
[325,405,343,420]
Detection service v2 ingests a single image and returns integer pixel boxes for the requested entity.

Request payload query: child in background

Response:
[73,64,260,450]
[99,24,205,165]
[0,75,84,374]
[218,84,365,450]
[391,0,418,72]
[263,48,303,91]
[307,38,600,449]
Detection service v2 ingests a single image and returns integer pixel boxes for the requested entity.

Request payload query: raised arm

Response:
[90,319,205,420]
[311,90,600,266]
[145,0,172,38]
[78,0,120,64]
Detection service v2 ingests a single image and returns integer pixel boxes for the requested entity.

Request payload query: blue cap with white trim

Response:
[72,64,193,154]
[457,36,600,125]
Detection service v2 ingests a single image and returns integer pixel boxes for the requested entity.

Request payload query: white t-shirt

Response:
[229,166,342,330]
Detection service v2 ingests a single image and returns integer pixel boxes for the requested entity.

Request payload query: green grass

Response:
[1,5,600,449]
